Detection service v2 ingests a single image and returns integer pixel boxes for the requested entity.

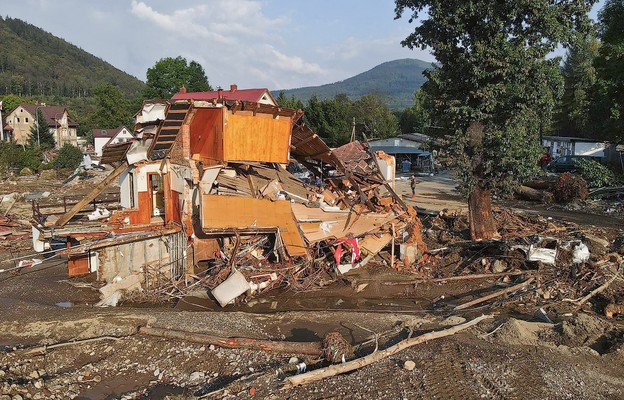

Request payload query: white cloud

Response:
[128,0,327,89]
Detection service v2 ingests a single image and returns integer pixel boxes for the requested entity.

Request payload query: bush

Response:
[554,172,588,203]
[573,159,617,188]
[54,144,83,170]
[0,143,41,172]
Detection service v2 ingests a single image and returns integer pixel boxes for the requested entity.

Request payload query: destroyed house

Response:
[31,87,424,304]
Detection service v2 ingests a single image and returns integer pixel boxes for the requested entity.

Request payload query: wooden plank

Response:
[223,113,291,163]
[55,161,129,227]
[201,195,307,257]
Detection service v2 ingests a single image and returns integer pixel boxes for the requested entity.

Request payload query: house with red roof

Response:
[4,103,78,148]
[92,126,134,156]
[171,84,278,106]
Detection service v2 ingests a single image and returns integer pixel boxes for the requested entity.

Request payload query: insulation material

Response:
[169,164,189,193]
[126,139,152,164]
[136,102,166,124]
[201,166,222,194]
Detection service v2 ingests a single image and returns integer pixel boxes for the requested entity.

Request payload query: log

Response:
[516,185,553,202]
[139,326,323,355]
[454,278,534,311]
[23,336,121,356]
[383,270,536,285]
[523,179,556,191]
[283,314,493,388]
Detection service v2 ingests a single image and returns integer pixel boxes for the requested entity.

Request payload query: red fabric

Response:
[334,238,361,265]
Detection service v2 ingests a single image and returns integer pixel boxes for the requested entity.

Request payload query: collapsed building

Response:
[30,87,426,305]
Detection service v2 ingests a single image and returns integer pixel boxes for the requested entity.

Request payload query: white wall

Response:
[574,142,606,157]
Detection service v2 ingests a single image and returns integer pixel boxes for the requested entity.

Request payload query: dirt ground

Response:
[1,171,623,399]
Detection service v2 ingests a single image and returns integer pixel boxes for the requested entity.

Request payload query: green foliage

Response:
[276,92,304,109]
[573,158,617,187]
[0,142,41,172]
[144,56,212,99]
[53,143,83,169]
[557,35,600,137]
[276,59,431,109]
[81,83,134,134]
[351,94,399,141]
[554,172,588,203]
[398,90,430,134]
[395,0,595,198]
[0,17,144,98]
[591,0,624,143]
[299,93,397,147]
[0,94,24,114]
[28,109,55,149]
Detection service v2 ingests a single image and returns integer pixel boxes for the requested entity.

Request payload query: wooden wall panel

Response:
[201,195,307,257]
[223,113,291,163]
[190,108,223,163]
[131,191,152,224]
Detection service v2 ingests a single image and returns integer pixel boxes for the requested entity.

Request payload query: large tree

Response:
[398,89,430,135]
[395,0,595,239]
[29,108,55,149]
[558,35,600,138]
[144,56,212,99]
[592,0,624,143]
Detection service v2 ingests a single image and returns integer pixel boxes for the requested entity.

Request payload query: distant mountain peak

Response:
[274,58,432,109]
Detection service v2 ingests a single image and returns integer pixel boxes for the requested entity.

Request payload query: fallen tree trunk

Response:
[283,314,493,389]
[139,326,323,355]
[523,179,556,191]
[454,278,534,311]
[516,185,552,203]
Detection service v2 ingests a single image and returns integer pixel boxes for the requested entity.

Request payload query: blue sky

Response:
[1,1,604,91]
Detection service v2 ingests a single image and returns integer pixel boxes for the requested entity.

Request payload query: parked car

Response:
[545,155,603,173]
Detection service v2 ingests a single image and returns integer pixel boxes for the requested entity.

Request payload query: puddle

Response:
[176,294,431,313]
[55,301,73,308]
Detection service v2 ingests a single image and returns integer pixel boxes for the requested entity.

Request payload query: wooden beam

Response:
[55,161,129,227]
[292,133,318,150]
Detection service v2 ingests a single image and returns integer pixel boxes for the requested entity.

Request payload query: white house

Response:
[93,126,134,156]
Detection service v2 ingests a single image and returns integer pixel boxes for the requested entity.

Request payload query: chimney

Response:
[179,86,187,94]
[230,84,237,92]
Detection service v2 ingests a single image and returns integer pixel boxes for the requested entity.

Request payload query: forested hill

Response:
[0,16,144,98]
[274,58,433,109]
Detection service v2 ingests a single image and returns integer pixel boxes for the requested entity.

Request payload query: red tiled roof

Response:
[172,88,274,103]
[92,126,126,139]
[19,104,78,127]
[3,124,13,131]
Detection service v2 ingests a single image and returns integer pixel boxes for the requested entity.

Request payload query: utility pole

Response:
[34,105,42,147]
[0,101,4,142]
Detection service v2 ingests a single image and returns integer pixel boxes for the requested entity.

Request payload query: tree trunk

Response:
[468,185,498,240]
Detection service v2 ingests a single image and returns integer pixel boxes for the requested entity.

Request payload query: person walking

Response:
[410,174,416,198]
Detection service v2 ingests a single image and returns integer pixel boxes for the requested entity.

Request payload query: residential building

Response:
[4,103,78,148]
[92,126,134,156]
[171,84,278,105]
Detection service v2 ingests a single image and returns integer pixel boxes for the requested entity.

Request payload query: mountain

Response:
[0,16,144,98]
[274,58,433,109]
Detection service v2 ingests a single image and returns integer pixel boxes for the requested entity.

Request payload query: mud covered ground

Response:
[1,259,624,400]
[1,171,623,399]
